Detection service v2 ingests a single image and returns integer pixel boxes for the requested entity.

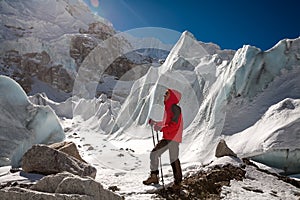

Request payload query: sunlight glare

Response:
[91,0,99,8]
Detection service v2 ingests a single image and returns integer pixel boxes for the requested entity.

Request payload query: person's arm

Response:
[149,119,164,131]
[161,104,181,133]
[149,119,163,125]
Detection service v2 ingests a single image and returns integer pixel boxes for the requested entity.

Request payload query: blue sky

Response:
[84,0,300,50]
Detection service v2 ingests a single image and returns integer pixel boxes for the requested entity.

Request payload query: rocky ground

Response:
[152,159,300,200]
[1,158,300,200]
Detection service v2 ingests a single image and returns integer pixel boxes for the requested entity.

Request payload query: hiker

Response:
[143,88,183,190]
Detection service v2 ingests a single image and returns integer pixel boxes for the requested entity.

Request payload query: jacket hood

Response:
[165,89,181,106]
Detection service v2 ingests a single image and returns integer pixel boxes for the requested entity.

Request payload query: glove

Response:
[154,124,162,132]
[148,118,156,126]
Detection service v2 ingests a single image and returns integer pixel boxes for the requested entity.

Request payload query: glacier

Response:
[0,75,65,167]
[28,29,300,176]
[90,31,300,175]
[0,0,299,198]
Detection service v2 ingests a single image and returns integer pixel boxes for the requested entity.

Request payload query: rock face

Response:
[22,144,96,179]
[70,34,98,71]
[0,0,167,100]
[2,50,74,94]
[0,0,115,97]
[215,139,237,158]
[0,172,123,200]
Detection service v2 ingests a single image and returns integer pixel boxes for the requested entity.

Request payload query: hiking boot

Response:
[168,182,181,190]
[142,174,159,185]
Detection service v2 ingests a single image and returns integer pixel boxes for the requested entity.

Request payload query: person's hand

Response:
[148,118,156,126]
[154,124,162,132]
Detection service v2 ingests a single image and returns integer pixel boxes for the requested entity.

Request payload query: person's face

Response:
[164,90,170,101]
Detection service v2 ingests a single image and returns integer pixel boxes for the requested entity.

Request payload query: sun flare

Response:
[90,0,99,8]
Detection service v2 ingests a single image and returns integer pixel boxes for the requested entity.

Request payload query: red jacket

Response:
[159,89,183,143]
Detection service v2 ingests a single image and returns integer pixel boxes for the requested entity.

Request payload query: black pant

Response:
[150,139,182,183]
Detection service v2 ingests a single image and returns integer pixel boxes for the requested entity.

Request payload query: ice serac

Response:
[183,37,300,172]
[110,31,231,139]
[221,37,300,135]
[161,30,208,72]
[0,75,65,167]
[110,33,300,175]
[227,98,300,174]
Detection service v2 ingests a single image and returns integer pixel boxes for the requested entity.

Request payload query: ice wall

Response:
[109,32,300,173]
[0,75,65,167]
[182,37,300,165]
[222,38,300,135]
[226,98,300,175]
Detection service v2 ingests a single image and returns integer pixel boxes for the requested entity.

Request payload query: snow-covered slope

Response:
[0,0,111,47]
[0,0,113,68]
[0,0,117,102]
[227,98,300,174]
[0,75,65,167]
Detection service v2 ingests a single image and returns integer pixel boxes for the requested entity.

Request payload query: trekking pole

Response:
[150,125,165,189]
[156,130,165,190]
[150,124,156,147]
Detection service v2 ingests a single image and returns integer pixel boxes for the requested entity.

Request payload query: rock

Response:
[31,172,72,194]
[79,22,116,40]
[70,34,98,71]
[0,172,122,200]
[155,164,246,199]
[0,187,92,200]
[21,144,96,178]
[215,139,237,158]
[1,50,74,94]
[54,174,122,200]
[48,141,86,163]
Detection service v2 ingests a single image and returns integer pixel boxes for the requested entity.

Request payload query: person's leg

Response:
[169,141,182,185]
[171,159,182,183]
[150,139,169,173]
[143,139,169,185]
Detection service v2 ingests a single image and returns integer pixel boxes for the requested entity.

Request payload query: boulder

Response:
[215,139,237,158]
[48,141,86,163]
[21,144,96,178]
[0,172,122,200]
[0,187,92,200]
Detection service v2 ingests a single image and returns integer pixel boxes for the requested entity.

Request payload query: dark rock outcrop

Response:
[155,164,246,200]
[1,50,74,93]
[215,139,237,158]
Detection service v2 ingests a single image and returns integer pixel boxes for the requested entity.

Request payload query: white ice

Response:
[0,75,65,167]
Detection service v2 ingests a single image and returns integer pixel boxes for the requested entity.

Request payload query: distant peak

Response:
[181,30,196,40]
